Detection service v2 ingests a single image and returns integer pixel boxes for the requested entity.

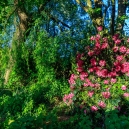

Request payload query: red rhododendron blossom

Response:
[116,55,123,62]
[114,61,120,66]
[103,37,108,42]
[77,67,84,72]
[102,92,110,99]
[104,80,109,84]
[90,58,97,66]
[115,65,121,72]
[119,46,127,53]
[97,26,103,31]
[123,93,129,97]
[99,60,106,67]
[91,106,98,112]
[95,42,101,49]
[83,83,88,87]
[108,71,117,78]
[88,91,94,97]
[94,83,100,88]
[96,34,101,39]
[85,78,91,83]
[126,49,129,54]
[127,38,129,42]
[113,46,119,52]
[90,36,95,41]
[63,93,74,105]
[68,74,76,85]
[98,101,106,108]
[80,72,88,80]
[96,69,108,77]
[101,42,108,49]
[77,60,84,67]
[121,85,127,90]
[76,53,84,61]
[115,39,121,45]
[89,82,95,87]
[121,62,129,73]
[111,78,117,84]
[88,51,94,56]
[112,34,119,41]
[89,67,94,72]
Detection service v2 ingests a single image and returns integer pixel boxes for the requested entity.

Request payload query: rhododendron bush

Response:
[63,27,129,113]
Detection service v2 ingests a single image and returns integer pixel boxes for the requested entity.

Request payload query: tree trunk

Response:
[4,0,29,84]
[117,0,127,33]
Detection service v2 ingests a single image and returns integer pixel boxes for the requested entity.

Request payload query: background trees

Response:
[0,0,128,86]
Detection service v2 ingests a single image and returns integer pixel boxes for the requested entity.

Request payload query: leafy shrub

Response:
[63,26,129,115]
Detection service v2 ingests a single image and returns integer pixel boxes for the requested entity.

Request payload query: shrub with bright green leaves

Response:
[63,26,129,114]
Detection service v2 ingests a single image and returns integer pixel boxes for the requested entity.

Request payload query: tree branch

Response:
[39,2,70,29]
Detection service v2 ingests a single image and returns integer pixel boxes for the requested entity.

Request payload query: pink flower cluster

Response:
[63,93,74,105]
[64,32,129,112]
[98,101,106,108]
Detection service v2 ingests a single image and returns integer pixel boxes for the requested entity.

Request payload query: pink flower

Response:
[115,65,121,72]
[96,69,108,78]
[108,72,117,78]
[103,37,108,42]
[126,49,129,54]
[90,58,97,66]
[94,83,100,88]
[121,62,129,73]
[83,83,88,87]
[115,39,121,45]
[63,93,74,105]
[104,80,109,84]
[102,92,111,99]
[99,60,106,67]
[68,74,75,85]
[113,46,119,52]
[90,36,95,41]
[127,38,129,42]
[119,46,127,53]
[76,53,84,61]
[111,78,117,84]
[114,61,121,72]
[112,34,119,41]
[98,101,106,108]
[88,91,94,97]
[89,67,94,72]
[116,55,123,62]
[80,72,88,80]
[96,34,101,39]
[101,42,108,49]
[88,51,94,56]
[121,85,127,90]
[77,60,84,67]
[91,106,98,112]
[97,26,103,31]
[123,93,129,97]
[95,42,101,49]
[77,67,84,72]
